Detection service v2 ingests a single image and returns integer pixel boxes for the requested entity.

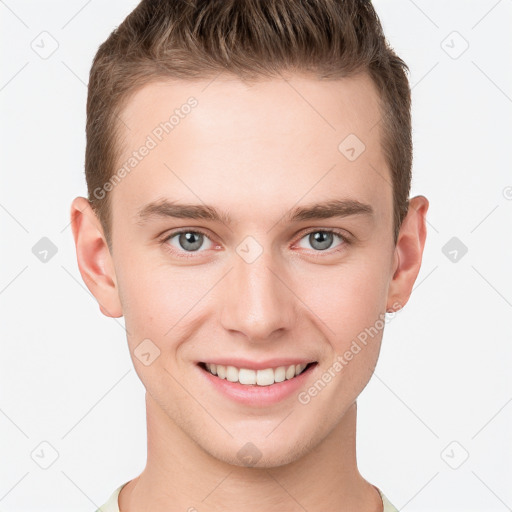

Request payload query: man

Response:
[71,1,428,510]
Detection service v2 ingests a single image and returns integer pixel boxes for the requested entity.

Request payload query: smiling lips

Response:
[201,361,316,386]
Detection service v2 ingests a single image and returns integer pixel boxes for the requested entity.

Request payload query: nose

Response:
[220,245,296,343]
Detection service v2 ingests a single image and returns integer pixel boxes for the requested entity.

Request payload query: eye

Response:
[295,229,348,253]
[160,227,349,259]
[162,229,216,257]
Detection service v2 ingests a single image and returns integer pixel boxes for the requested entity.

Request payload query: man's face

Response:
[109,73,397,466]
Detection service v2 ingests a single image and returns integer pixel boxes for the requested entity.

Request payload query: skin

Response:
[71,71,428,512]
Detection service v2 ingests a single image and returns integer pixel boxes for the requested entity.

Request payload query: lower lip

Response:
[197,363,318,407]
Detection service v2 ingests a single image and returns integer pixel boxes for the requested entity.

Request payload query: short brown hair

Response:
[85,0,412,251]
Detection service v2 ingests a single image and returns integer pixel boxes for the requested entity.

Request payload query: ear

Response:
[69,196,123,318]
[386,195,429,312]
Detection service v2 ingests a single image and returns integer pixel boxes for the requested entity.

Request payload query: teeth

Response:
[204,362,310,386]
[274,366,286,383]
[226,365,238,382]
[256,368,274,386]
[216,364,226,379]
[286,365,296,380]
[239,368,257,385]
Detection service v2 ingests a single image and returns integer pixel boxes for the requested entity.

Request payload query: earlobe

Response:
[386,195,429,311]
[70,196,123,318]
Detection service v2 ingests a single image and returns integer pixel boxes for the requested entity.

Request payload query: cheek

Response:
[293,256,390,382]
[303,265,390,401]
[115,258,185,342]
[115,266,193,397]
[305,260,388,332]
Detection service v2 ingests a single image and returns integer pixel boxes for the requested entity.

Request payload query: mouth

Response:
[197,361,318,386]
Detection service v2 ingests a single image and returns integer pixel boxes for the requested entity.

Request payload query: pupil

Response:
[311,231,332,251]
[180,232,202,251]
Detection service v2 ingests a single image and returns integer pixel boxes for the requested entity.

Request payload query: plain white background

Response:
[1,1,511,511]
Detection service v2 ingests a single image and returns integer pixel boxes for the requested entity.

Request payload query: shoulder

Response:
[95,482,128,512]
[375,486,400,512]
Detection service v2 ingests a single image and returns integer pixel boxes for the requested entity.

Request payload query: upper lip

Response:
[199,358,316,371]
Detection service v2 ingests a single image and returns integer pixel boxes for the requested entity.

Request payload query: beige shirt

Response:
[96,482,399,511]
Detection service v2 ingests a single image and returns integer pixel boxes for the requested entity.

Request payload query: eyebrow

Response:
[136,198,374,227]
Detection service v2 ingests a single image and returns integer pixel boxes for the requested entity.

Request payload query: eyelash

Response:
[159,228,351,260]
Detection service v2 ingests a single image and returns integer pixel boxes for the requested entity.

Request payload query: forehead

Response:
[112,72,390,229]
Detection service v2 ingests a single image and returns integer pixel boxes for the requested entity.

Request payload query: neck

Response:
[119,396,383,512]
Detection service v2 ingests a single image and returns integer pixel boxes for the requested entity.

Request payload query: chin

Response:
[198,430,318,470]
